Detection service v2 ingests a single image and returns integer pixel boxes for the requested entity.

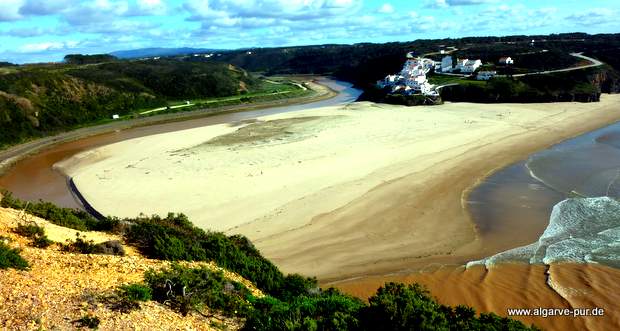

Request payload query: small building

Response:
[499,57,514,65]
[458,59,482,73]
[477,71,497,81]
[441,55,453,73]
[112,114,120,120]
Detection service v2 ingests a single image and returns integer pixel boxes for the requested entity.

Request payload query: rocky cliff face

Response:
[590,67,620,94]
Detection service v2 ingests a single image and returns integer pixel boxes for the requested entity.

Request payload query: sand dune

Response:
[56,95,620,280]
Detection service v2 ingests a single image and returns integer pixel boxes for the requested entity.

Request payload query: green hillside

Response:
[0,58,259,148]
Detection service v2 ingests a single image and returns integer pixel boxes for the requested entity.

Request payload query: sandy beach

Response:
[56,94,620,281]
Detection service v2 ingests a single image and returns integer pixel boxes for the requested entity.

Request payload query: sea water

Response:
[467,120,620,268]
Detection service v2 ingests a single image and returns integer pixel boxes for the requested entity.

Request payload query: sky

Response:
[1,0,619,64]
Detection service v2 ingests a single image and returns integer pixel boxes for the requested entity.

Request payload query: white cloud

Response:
[0,0,25,21]
[378,3,394,14]
[184,0,362,24]
[426,0,496,8]
[18,0,73,16]
[566,8,616,26]
[62,0,130,25]
[134,0,167,15]
[18,41,78,53]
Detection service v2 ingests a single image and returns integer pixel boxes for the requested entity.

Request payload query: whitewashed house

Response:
[441,55,453,73]
[458,59,482,73]
[377,54,436,96]
[477,71,497,81]
[499,57,514,65]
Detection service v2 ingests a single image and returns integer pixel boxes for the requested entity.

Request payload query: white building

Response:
[457,59,482,73]
[441,55,453,73]
[477,71,497,81]
[377,54,436,96]
[499,57,514,65]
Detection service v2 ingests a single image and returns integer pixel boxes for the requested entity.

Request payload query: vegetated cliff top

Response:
[0,58,257,148]
[0,206,260,330]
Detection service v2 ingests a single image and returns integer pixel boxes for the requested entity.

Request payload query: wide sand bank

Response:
[57,95,620,280]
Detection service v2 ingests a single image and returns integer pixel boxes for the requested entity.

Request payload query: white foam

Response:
[467,197,620,268]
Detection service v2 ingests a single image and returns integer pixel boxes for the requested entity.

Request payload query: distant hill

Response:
[110,47,220,59]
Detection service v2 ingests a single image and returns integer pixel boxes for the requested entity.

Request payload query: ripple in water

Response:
[526,122,620,199]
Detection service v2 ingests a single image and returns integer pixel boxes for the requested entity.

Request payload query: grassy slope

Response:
[0,59,293,149]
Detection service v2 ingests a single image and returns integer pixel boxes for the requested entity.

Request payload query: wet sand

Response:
[332,263,620,331]
[56,95,620,281]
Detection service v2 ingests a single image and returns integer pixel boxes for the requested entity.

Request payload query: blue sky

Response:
[1,0,619,63]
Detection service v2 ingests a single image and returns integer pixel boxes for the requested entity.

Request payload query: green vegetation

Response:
[244,288,364,330]
[61,234,125,256]
[0,241,29,270]
[123,212,316,299]
[196,32,620,104]
[74,314,100,329]
[2,191,537,329]
[440,69,606,103]
[145,264,252,317]
[1,190,118,232]
[118,283,152,302]
[64,54,118,65]
[120,213,537,330]
[15,222,53,248]
[0,58,259,148]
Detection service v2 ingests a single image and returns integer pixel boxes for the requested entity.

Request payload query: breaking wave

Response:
[468,197,620,269]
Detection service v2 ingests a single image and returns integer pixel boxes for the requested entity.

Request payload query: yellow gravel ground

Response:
[0,207,262,330]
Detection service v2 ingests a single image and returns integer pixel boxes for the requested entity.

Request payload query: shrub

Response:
[74,315,100,329]
[62,234,98,254]
[360,282,449,330]
[0,191,107,232]
[32,235,53,248]
[359,282,539,331]
[0,242,29,270]
[15,223,45,238]
[94,240,125,256]
[124,213,315,298]
[243,288,364,331]
[119,283,152,302]
[144,264,252,317]
[14,223,53,248]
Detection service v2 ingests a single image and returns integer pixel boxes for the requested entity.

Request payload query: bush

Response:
[14,223,44,238]
[119,283,152,302]
[124,213,315,298]
[32,235,54,248]
[145,264,252,317]
[14,223,53,248]
[243,288,364,331]
[94,240,125,256]
[359,282,539,331]
[74,315,100,329]
[0,242,29,270]
[62,234,98,254]
[0,191,108,232]
[360,283,449,330]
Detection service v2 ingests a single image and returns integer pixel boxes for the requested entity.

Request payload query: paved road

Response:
[511,53,603,77]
